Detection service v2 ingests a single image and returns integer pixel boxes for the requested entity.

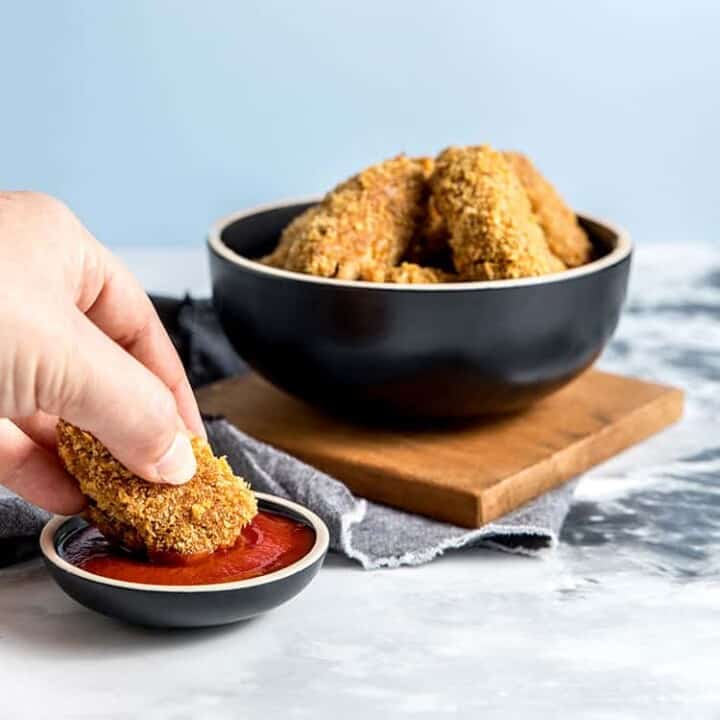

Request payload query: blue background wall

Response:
[1,1,718,248]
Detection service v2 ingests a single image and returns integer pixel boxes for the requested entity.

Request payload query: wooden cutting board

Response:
[197,370,683,528]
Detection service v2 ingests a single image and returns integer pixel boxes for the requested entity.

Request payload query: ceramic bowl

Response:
[208,199,632,419]
[40,493,329,628]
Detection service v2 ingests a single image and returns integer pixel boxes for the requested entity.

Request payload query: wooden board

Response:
[197,370,683,528]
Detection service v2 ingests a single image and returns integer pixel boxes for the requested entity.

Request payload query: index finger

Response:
[78,243,206,439]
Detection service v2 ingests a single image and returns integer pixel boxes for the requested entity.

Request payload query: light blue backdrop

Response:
[1,1,718,247]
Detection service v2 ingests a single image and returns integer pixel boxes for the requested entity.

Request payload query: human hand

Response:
[0,192,205,513]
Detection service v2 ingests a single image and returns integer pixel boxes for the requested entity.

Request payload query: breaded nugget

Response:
[56,420,257,560]
[262,155,431,281]
[502,151,592,267]
[431,145,566,280]
[383,262,456,284]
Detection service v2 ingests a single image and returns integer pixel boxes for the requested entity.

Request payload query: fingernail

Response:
[155,433,196,485]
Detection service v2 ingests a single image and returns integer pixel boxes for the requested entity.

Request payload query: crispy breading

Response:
[383,262,456,284]
[56,420,257,560]
[262,155,431,281]
[502,151,592,267]
[431,145,566,280]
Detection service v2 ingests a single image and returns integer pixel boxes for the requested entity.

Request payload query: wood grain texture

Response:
[197,371,684,528]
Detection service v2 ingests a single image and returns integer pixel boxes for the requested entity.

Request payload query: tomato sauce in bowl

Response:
[59,510,315,586]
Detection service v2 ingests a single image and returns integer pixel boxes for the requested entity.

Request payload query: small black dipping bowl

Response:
[40,493,329,628]
[208,198,632,418]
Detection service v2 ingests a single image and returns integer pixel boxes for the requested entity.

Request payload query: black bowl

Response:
[40,493,329,628]
[208,199,631,418]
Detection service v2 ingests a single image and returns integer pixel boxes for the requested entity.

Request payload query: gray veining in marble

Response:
[1,244,718,719]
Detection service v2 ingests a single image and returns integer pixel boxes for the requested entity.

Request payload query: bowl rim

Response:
[208,196,632,291]
[40,492,330,594]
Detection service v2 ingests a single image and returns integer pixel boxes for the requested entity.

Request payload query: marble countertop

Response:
[2,243,718,719]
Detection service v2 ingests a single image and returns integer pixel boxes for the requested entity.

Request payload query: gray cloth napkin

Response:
[0,295,577,568]
[0,486,50,567]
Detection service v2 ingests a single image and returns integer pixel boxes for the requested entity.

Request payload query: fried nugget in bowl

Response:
[502,151,593,268]
[56,420,257,562]
[262,155,433,282]
[431,145,566,280]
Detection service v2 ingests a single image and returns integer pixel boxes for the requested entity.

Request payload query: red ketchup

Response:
[61,511,315,585]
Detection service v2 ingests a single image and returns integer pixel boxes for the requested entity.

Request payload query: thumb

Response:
[52,311,197,485]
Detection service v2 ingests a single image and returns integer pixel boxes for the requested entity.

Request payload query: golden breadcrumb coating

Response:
[262,155,431,281]
[431,145,566,280]
[56,420,257,560]
[384,262,456,284]
[502,151,592,267]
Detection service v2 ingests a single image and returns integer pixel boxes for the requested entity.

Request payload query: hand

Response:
[0,192,205,513]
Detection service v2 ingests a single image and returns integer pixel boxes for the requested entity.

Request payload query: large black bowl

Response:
[40,493,329,628]
[208,199,631,418]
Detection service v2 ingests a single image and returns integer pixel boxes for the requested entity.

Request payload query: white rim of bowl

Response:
[207,196,632,291]
[40,492,330,593]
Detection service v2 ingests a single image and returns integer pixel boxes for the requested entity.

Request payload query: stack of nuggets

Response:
[262,144,593,283]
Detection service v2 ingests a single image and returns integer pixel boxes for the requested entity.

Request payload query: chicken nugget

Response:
[56,420,257,561]
[262,155,431,281]
[431,145,566,280]
[502,151,592,267]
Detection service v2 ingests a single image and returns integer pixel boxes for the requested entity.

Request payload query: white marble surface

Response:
[2,243,719,719]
